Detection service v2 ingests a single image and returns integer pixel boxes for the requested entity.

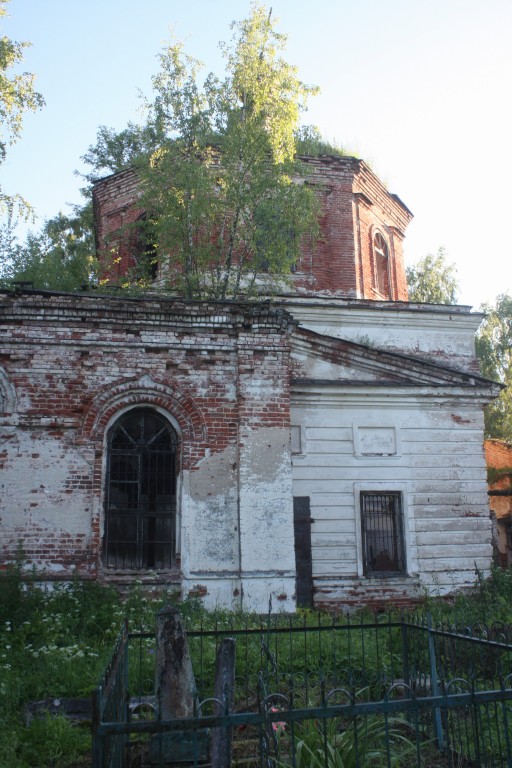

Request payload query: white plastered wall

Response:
[291,387,493,601]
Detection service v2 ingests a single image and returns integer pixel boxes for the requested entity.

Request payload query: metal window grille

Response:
[104,408,177,570]
[360,491,405,575]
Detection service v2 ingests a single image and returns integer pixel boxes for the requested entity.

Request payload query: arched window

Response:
[373,232,390,298]
[134,215,158,281]
[104,407,177,570]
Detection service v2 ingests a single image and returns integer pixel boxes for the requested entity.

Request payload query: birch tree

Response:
[476,293,512,440]
[139,3,319,299]
[0,0,44,218]
[406,248,459,304]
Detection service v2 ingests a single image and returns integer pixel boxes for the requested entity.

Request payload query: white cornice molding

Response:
[290,383,500,408]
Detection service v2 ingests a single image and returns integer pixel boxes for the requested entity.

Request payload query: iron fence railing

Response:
[92,619,130,768]
[92,613,512,768]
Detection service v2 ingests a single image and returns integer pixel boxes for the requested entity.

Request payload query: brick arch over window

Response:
[79,378,208,565]
[0,366,16,415]
[79,377,208,470]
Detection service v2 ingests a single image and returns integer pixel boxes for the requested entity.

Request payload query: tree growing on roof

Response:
[2,4,326,296]
[78,123,161,189]
[137,2,320,300]
[0,122,156,290]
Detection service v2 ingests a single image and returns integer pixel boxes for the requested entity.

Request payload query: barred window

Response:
[104,408,177,570]
[360,492,405,576]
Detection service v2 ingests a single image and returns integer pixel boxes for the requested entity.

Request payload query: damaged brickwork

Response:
[92,156,412,301]
[0,293,297,610]
[0,154,500,612]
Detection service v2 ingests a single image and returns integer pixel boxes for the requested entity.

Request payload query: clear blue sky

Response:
[3,0,511,308]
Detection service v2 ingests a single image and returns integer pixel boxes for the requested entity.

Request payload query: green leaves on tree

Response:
[139,2,320,300]
[476,293,512,440]
[0,0,45,219]
[0,211,97,292]
[406,247,459,304]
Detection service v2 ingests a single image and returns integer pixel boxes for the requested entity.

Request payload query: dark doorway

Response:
[293,496,314,608]
[104,408,177,569]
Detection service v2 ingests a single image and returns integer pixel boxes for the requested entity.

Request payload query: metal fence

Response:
[92,612,512,767]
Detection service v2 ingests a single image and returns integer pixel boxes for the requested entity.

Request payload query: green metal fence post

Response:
[427,613,444,751]
[91,685,103,768]
[401,622,410,692]
[122,620,129,766]
[500,676,512,767]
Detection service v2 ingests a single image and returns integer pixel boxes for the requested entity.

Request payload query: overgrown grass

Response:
[419,565,512,626]
[274,713,419,768]
[2,563,512,766]
[0,563,174,767]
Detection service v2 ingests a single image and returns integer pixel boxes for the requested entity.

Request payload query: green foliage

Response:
[3,561,512,765]
[0,553,42,629]
[0,716,90,768]
[0,580,112,764]
[406,247,459,304]
[475,293,512,440]
[475,565,512,620]
[0,569,173,766]
[139,2,320,299]
[418,564,512,626]
[79,122,161,187]
[294,125,348,158]
[276,713,417,768]
[1,114,163,292]
[487,465,512,485]
[0,4,336,298]
[0,0,45,219]
[0,210,98,291]
[1,109,160,293]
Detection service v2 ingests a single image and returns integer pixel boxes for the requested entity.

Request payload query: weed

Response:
[274,714,417,768]
[0,716,90,768]
[2,563,512,766]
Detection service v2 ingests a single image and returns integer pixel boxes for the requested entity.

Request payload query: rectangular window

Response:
[360,492,405,576]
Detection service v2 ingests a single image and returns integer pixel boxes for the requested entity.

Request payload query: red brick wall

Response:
[0,293,294,579]
[93,168,144,282]
[485,438,512,520]
[92,157,412,301]
[485,439,512,475]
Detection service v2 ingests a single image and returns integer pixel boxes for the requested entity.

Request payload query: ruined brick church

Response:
[0,156,499,611]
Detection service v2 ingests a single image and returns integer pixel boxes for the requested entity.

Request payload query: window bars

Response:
[104,408,177,570]
[361,491,405,575]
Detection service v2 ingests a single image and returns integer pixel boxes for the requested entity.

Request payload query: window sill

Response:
[363,572,416,581]
[98,568,182,584]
